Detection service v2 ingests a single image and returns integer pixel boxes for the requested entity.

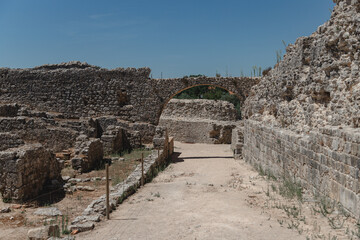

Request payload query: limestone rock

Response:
[27,225,60,240]
[34,207,62,217]
[69,222,95,233]
[0,207,10,213]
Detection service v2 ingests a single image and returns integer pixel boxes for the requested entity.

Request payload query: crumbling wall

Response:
[0,144,61,201]
[0,62,256,126]
[100,125,124,155]
[159,99,238,144]
[231,126,244,159]
[241,0,360,217]
[162,99,237,121]
[0,133,24,151]
[71,136,104,173]
[244,0,360,131]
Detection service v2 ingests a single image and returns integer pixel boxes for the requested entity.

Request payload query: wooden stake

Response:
[141,153,144,186]
[106,163,110,220]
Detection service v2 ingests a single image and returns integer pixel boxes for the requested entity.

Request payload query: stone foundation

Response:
[242,120,360,216]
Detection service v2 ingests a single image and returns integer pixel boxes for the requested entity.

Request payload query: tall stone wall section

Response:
[0,62,257,126]
[159,99,238,144]
[243,120,360,216]
[239,0,360,218]
[244,0,360,132]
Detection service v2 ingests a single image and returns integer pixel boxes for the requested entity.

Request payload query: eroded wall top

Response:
[0,61,257,125]
[244,0,360,132]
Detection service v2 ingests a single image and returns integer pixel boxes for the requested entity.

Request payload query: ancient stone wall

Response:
[0,133,24,151]
[0,144,62,201]
[161,99,237,121]
[243,120,360,216]
[238,0,360,217]
[71,136,104,173]
[231,126,244,159]
[0,62,257,126]
[159,99,238,144]
[244,0,360,132]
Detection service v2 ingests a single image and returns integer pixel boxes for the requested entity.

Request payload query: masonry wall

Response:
[243,120,360,216]
[0,62,257,126]
[159,99,238,144]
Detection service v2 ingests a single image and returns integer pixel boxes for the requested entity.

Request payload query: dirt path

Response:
[77,142,304,240]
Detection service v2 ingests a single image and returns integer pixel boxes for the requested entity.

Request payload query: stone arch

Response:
[159,84,242,122]
[152,77,259,125]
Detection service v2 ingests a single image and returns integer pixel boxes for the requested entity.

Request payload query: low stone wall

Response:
[0,144,61,201]
[159,118,236,144]
[70,126,173,231]
[159,99,238,144]
[243,120,360,216]
[162,99,237,121]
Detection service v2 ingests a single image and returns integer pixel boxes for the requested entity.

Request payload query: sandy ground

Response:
[0,156,139,240]
[77,142,305,240]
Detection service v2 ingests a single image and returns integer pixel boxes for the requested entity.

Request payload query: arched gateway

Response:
[0,63,258,128]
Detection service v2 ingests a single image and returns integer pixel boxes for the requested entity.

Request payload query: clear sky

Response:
[0,0,335,78]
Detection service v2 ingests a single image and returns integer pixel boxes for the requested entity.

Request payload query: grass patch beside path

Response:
[107,148,153,186]
[110,148,152,161]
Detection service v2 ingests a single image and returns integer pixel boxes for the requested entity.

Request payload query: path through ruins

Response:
[77,142,303,240]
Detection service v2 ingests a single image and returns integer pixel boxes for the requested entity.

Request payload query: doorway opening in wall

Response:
[159,85,242,145]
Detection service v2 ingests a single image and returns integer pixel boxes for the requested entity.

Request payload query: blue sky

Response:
[0,0,335,78]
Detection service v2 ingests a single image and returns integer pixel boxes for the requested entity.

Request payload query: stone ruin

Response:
[0,103,145,202]
[159,99,237,144]
[238,0,360,217]
[0,0,359,221]
[0,59,256,202]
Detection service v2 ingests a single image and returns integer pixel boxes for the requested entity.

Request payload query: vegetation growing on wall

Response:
[174,85,242,119]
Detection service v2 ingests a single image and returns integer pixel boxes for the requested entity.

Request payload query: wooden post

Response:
[141,153,144,186]
[157,149,160,163]
[106,163,110,220]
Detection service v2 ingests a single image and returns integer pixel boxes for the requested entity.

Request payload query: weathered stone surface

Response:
[231,126,244,159]
[0,103,19,117]
[0,144,62,201]
[34,207,62,217]
[101,125,124,155]
[160,118,236,144]
[159,99,238,144]
[153,126,169,149]
[161,99,237,121]
[0,62,256,126]
[0,133,24,151]
[0,207,10,213]
[71,215,101,225]
[71,136,103,173]
[244,0,360,131]
[230,0,360,219]
[69,222,94,232]
[27,225,60,240]
[242,120,360,216]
